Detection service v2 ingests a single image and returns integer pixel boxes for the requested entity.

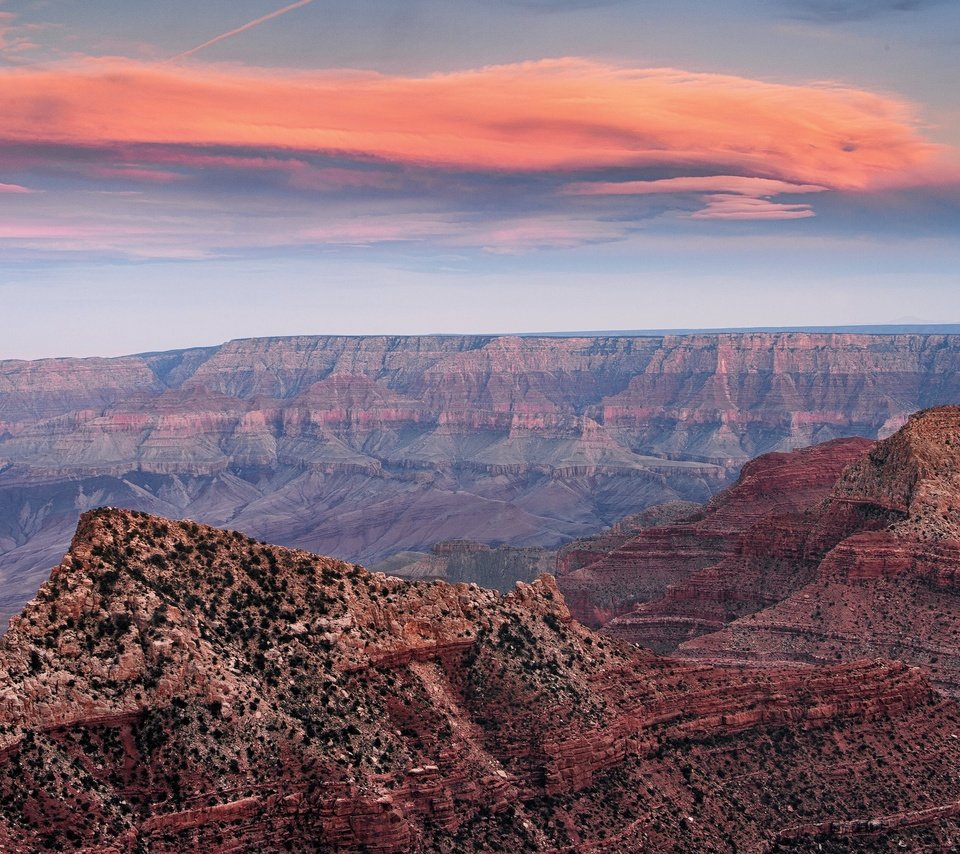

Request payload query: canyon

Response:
[557,436,875,630]
[563,406,960,698]
[4,507,960,850]
[3,331,960,630]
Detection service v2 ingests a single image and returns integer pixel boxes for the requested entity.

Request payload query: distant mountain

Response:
[4,508,960,850]
[3,331,960,629]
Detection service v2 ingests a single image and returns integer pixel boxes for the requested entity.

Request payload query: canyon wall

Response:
[2,332,960,628]
[575,406,960,699]
[4,509,960,850]
[560,436,873,633]
[676,406,960,696]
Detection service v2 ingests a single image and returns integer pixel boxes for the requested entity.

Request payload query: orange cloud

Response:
[0,58,943,189]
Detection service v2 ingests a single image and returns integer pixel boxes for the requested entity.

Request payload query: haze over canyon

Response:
[3,331,960,629]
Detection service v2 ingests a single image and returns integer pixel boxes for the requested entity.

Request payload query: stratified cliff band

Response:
[3,332,960,628]
[564,407,960,700]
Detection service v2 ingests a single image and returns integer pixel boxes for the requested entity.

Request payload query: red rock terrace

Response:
[3,509,960,849]
[564,407,960,702]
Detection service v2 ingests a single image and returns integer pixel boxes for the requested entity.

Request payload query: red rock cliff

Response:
[4,509,960,850]
[558,436,872,632]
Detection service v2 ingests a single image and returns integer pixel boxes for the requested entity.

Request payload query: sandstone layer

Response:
[3,332,960,628]
[3,509,960,850]
[557,437,872,630]
[675,406,960,695]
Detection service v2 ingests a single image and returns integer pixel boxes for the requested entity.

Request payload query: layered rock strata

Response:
[2,509,960,850]
[558,437,872,630]
[3,332,960,629]
[678,407,960,695]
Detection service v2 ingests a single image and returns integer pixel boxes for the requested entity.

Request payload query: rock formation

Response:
[3,332,960,629]
[372,539,557,591]
[675,406,960,696]
[557,437,872,629]
[373,502,704,595]
[3,508,960,850]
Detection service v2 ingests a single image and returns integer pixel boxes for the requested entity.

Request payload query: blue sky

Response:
[0,0,958,358]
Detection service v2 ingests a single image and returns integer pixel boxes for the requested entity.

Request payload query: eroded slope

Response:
[681,407,960,695]
[2,510,960,850]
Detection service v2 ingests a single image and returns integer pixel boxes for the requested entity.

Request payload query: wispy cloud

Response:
[168,0,316,62]
[564,175,828,220]
[0,10,39,58]
[564,176,828,195]
[0,57,953,256]
[300,212,630,251]
[786,0,946,22]
[493,0,629,8]
[689,195,817,220]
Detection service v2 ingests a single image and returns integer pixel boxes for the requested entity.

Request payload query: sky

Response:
[1,0,958,359]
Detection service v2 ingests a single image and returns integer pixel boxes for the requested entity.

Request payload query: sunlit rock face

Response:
[2,332,960,627]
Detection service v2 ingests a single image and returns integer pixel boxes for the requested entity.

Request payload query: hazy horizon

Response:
[6,322,960,364]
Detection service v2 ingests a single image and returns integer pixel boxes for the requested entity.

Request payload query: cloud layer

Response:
[0,58,939,186]
[0,57,951,256]
[788,0,946,22]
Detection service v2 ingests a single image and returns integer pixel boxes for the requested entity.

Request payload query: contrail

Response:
[168,0,315,62]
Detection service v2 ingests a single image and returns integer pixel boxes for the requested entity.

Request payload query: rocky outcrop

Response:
[374,503,703,593]
[673,407,960,693]
[3,332,960,630]
[4,509,960,850]
[570,405,960,700]
[555,501,703,575]
[558,436,872,631]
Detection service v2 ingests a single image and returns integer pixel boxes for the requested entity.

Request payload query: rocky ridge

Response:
[556,437,873,630]
[3,509,960,849]
[571,406,960,698]
[3,331,960,630]
[373,502,701,591]
[371,540,557,591]
[673,407,960,694]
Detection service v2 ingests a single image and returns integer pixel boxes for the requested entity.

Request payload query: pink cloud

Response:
[0,57,945,190]
[564,176,828,196]
[123,150,403,192]
[299,217,454,244]
[0,223,158,239]
[0,182,34,194]
[0,10,40,56]
[83,165,186,184]
[689,195,817,220]
[298,213,629,251]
